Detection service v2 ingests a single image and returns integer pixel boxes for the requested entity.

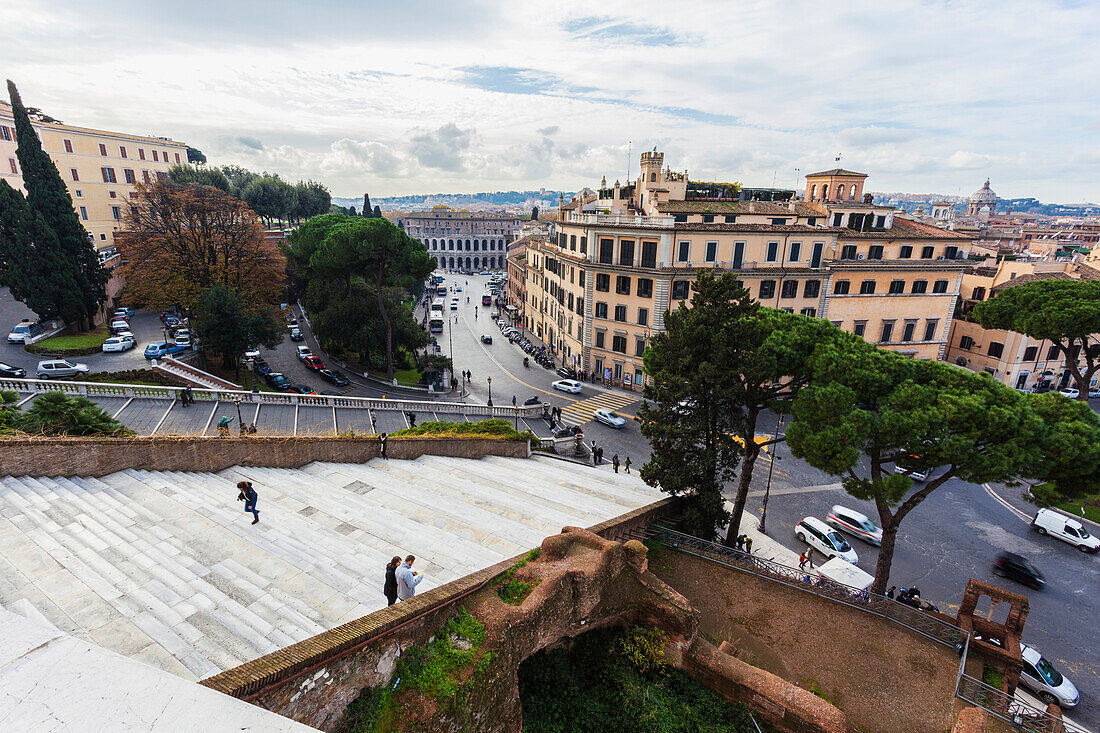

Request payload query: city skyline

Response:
[3,0,1098,201]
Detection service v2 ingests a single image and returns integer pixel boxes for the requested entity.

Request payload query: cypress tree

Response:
[7,80,108,329]
[362,193,373,218]
[373,205,382,219]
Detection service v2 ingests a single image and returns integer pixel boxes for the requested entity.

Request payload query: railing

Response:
[567,212,675,229]
[639,525,966,650]
[0,377,546,418]
[956,674,1085,733]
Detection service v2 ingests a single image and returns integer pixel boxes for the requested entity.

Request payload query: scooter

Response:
[523,357,530,368]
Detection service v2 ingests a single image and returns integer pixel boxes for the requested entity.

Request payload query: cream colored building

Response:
[515,152,974,392]
[0,101,187,250]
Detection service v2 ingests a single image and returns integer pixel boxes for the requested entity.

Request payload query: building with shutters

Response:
[0,101,187,250]
[396,208,522,271]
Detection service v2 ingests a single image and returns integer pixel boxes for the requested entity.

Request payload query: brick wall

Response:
[0,435,529,477]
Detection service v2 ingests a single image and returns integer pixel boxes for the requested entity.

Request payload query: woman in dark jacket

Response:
[384,556,401,606]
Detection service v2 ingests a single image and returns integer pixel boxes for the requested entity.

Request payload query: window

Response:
[614,305,627,322]
[620,238,635,264]
[637,308,648,326]
[833,279,850,295]
[69,167,79,181]
[911,280,928,294]
[771,218,788,226]
[174,153,181,164]
[766,241,779,262]
[152,150,159,162]
[63,138,73,153]
[637,278,653,298]
[732,242,744,269]
[902,321,916,342]
[875,215,886,228]
[74,190,82,198]
[599,238,613,264]
[725,215,736,223]
[859,280,876,294]
[119,146,127,159]
[788,242,801,261]
[138,148,146,160]
[123,168,135,184]
[804,280,820,298]
[899,245,912,258]
[677,241,690,262]
[868,245,883,260]
[959,335,974,350]
[612,335,627,353]
[111,205,122,221]
[853,321,867,337]
[101,167,117,183]
[673,214,687,223]
[78,206,88,221]
[595,331,605,348]
[705,241,718,262]
[569,235,576,251]
[987,342,1004,358]
[800,307,817,317]
[703,214,714,223]
[0,125,11,141]
[889,279,904,294]
[972,286,986,301]
[8,158,18,175]
[615,275,631,295]
[921,245,935,259]
[1023,346,1038,361]
[780,280,798,298]
[109,190,117,198]
[635,339,646,357]
[759,280,776,299]
[671,280,690,300]
[576,297,584,314]
[945,246,958,259]
[595,302,608,319]
[833,212,844,226]
[580,236,587,254]
[640,241,657,268]
[841,245,857,260]
[98,143,108,156]
[807,217,817,226]
[880,321,895,343]
[1047,345,1059,360]
[595,273,610,292]
[923,320,939,341]
[932,280,949,294]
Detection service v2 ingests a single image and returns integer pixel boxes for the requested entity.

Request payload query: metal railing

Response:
[567,212,675,229]
[639,525,966,650]
[0,377,545,418]
[957,674,1086,733]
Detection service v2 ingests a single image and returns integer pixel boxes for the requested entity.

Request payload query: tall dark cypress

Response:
[7,80,108,329]
[362,193,373,218]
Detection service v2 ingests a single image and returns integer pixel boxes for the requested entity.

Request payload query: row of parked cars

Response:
[244,342,351,394]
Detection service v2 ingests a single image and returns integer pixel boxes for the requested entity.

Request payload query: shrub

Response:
[390,418,532,440]
[617,626,668,676]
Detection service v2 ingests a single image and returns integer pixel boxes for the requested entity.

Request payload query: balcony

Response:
[567,212,675,229]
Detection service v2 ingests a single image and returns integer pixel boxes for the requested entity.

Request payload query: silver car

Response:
[37,359,89,379]
[1020,643,1079,707]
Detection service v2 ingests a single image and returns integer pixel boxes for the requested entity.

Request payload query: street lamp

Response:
[758,414,783,535]
[486,376,493,407]
[232,394,243,432]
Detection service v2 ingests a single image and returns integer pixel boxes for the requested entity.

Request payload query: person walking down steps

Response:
[384,556,401,606]
[612,454,620,473]
[236,480,260,525]
[379,432,389,459]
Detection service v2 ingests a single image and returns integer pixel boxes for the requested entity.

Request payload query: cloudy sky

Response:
[3,0,1098,202]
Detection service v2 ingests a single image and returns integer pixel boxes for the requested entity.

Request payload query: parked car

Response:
[556,367,578,380]
[552,379,583,394]
[303,355,325,371]
[593,408,626,429]
[289,384,318,395]
[992,552,1044,590]
[893,462,929,482]
[795,516,858,564]
[36,359,89,379]
[102,335,136,352]
[264,372,292,391]
[244,347,261,361]
[318,368,349,387]
[290,328,304,342]
[0,361,27,378]
[286,319,299,329]
[1058,387,1080,399]
[480,335,493,344]
[252,358,272,377]
[144,341,186,359]
[1090,386,1100,399]
[1019,642,1079,707]
[8,319,44,344]
[173,333,192,349]
[1031,508,1100,553]
[825,505,883,546]
[450,302,458,311]
[454,285,462,292]
[295,345,313,361]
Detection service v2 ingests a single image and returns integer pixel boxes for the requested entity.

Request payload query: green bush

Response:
[2,390,134,437]
[390,418,532,440]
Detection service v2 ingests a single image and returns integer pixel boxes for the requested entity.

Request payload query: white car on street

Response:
[1058,387,1080,398]
[593,408,626,428]
[795,516,858,564]
[1020,642,1080,707]
[825,505,882,546]
[296,345,313,361]
[552,379,583,394]
[101,334,136,352]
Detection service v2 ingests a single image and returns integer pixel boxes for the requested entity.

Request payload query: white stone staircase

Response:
[0,456,663,681]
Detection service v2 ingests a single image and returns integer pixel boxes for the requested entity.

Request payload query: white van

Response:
[1031,508,1100,553]
[795,516,858,564]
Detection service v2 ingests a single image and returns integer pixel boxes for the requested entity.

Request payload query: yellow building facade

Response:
[0,101,187,250]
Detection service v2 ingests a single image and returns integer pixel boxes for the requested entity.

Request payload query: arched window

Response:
[474,240,479,252]
[650,172,656,182]
[448,239,454,250]
[810,184,817,200]
[836,184,844,200]
[850,184,857,200]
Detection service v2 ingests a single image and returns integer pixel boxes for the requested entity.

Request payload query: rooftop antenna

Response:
[626,140,631,182]
[835,153,842,163]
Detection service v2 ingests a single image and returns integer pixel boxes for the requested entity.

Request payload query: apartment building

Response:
[946,259,1100,391]
[515,151,973,391]
[0,101,187,250]
[397,208,522,271]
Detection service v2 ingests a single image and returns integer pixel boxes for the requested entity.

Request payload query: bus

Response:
[436,284,448,296]
[481,292,492,306]
[431,299,445,314]
[429,316,444,334]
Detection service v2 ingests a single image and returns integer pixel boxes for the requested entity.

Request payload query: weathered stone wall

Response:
[0,435,528,477]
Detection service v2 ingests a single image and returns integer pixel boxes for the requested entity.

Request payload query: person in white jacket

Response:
[395,555,424,600]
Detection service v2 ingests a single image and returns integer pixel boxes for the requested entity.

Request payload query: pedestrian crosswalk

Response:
[560,390,637,425]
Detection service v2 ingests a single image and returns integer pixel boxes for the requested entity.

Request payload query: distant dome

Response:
[970,179,997,204]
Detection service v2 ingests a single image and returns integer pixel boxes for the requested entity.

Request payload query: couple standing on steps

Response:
[384,555,424,606]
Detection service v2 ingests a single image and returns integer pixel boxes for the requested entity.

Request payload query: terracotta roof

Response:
[1074,263,1100,281]
[991,272,1072,293]
[805,168,868,178]
[971,266,998,277]
[839,218,974,241]
[656,200,821,217]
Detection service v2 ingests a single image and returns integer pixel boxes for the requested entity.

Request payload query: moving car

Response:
[296,345,313,361]
[991,552,1044,590]
[825,505,882,546]
[480,335,493,344]
[144,341,186,359]
[0,362,27,378]
[36,359,89,379]
[454,286,462,292]
[450,301,458,311]
[594,408,626,428]
[8,320,44,344]
[290,328,304,342]
[552,379,583,394]
[1031,508,1100,553]
[1019,642,1079,708]
[556,367,578,380]
[264,372,292,390]
[318,369,349,387]
[795,516,858,564]
[102,334,136,352]
[303,355,325,371]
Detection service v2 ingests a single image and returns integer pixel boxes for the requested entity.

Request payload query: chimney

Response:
[748,201,756,213]
[788,200,797,212]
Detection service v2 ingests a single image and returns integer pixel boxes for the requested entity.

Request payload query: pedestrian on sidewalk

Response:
[624,456,631,474]
[596,446,604,465]
[887,586,896,600]
[384,556,401,606]
[799,552,808,570]
[612,454,620,473]
[369,409,377,432]
[744,536,753,553]
[181,385,192,406]
[396,555,424,600]
[591,440,597,464]
[379,432,389,459]
[805,546,814,568]
[512,395,517,407]
[734,534,745,551]
[236,480,260,524]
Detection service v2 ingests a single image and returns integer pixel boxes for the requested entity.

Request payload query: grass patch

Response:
[494,547,541,606]
[33,325,110,350]
[800,676,837,706]
[1027,483,1100,523]
[982,664,1004,690]
[368,368,423,386]
[390,418,534,442]
[58,368,185,387]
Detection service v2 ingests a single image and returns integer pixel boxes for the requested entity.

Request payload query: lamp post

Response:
[486,376,493,407]
[232,394,243,430]
[758,414,783,535]
[448,314,454,387]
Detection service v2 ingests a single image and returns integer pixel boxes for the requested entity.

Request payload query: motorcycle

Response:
[523,357,530,368]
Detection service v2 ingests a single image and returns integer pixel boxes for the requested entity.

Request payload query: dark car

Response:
[252,358,272,377]
[992,552,1044,590]
[0,361,27,378]
[556,366,577,379]
[265,372,291,391]
[289,384,318,395]
[290,328,304,342]
[319,368,349,387]
[480,335,493,344]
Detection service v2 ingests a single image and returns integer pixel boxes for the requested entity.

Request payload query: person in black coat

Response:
[384,555,401,606]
